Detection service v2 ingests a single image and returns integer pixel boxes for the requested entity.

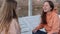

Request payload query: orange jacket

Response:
[36,10,60,34]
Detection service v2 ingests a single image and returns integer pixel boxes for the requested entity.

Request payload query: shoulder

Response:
[11,18,18,24]
[10,19,18,28]
[8,18,21,34]
[12,19,17,22]
[52,11,59,19]
[10,19,17,26]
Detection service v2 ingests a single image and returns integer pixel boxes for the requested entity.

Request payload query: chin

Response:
[44,11,47,12]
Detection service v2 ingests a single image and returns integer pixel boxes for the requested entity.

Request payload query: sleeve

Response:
[48,15,60,34]
[8,19,21,34]
[35,19,44,30]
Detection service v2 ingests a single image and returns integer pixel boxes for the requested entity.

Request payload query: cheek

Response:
[46,7,51,10]
[43,6,46,10]
[43,7,44,9]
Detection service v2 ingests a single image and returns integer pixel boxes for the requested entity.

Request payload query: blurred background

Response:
[0,0,60,17]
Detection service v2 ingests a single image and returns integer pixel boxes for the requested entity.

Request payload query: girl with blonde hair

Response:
[0,0,21,34]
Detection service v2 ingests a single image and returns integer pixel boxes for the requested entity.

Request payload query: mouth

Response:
[44,9,47,10]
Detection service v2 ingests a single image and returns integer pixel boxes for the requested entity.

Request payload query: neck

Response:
[47,11,52,15]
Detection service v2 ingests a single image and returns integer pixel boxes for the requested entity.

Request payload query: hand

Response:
[32,29,37,33]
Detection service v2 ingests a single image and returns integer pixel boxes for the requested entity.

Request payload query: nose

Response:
[43,6,46,9]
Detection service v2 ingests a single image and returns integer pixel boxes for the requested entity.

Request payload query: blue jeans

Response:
[32,30,47,34]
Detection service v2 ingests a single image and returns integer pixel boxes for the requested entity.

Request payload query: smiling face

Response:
[43,2,52,12]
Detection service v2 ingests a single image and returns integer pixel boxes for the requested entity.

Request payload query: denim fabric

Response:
[32,30,47,34]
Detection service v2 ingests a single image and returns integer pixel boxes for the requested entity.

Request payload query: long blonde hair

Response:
[0,0,17,34]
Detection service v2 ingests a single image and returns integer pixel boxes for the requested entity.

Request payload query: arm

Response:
[9,19,21,34]
[32,23,44,33]
[35,18,44,30]
[48,15,59,34]
[35,23,44,30]
[32,18,44,33]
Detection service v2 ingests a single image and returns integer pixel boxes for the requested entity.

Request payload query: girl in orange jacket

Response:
[32,1,60,34]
